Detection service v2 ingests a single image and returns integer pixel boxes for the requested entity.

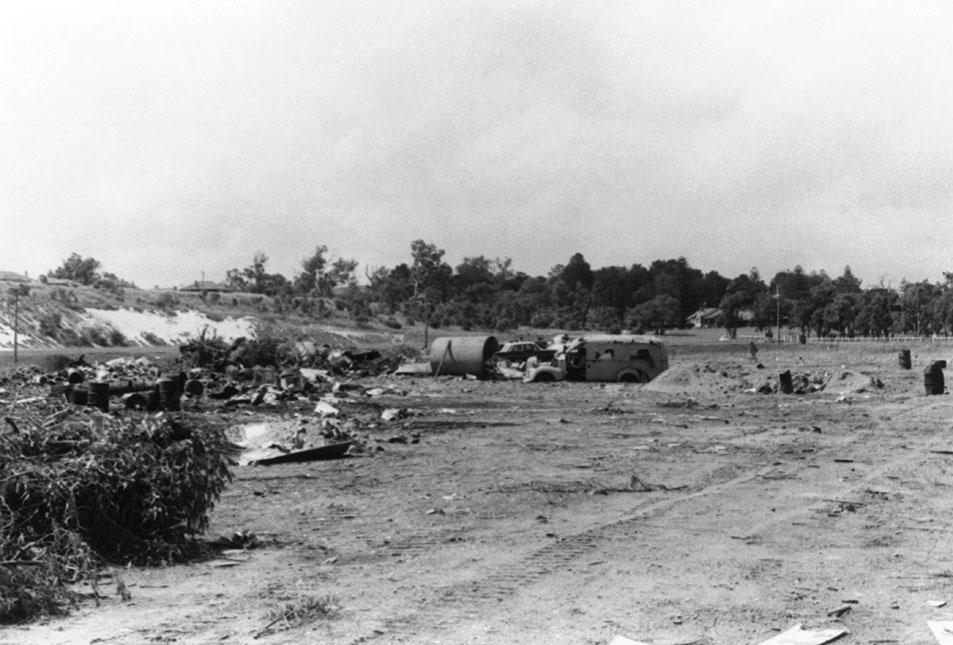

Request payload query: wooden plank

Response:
[608,637,650,645]
[250,441,351,465]
[758,623,848,645]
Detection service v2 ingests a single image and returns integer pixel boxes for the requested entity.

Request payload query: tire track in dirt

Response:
[347,465,772,643]
[348,437,929,644]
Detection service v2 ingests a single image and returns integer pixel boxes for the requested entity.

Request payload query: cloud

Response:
[2,1,953,288]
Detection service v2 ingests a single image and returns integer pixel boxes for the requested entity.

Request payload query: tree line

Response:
[45,243,953,338]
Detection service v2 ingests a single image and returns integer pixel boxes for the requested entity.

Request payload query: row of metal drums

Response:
[65,376,206,413]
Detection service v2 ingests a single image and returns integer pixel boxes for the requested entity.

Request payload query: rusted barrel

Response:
[779,370,794,394]
[157,378,181,411]
[925,361,945,395]
[87,382,110,412]
[899,349,912,370]
[146,387,161,412]
[69,387,88,406]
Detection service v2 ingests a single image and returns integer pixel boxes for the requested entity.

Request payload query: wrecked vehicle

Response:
[524,334,669,384]
[493,340,556,365]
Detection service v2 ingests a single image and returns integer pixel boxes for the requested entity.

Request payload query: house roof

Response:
[689,307,722,320]
[180,280,230,292]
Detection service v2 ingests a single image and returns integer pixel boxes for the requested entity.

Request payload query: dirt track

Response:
[7,339,953,644]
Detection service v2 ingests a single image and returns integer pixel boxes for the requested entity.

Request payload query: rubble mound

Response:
[643,362,757,397]
[829,370,885,395]
[643,364,704,393]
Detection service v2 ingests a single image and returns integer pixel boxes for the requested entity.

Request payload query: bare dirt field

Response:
[6,337,953,644]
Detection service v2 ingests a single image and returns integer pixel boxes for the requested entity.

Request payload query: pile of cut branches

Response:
[0,402,235,623]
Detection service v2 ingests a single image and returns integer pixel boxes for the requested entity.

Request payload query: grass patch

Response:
[256,595,339,638]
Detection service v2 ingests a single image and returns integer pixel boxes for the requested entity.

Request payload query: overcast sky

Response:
[2,1,952,288]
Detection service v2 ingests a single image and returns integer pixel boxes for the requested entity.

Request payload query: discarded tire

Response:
[924,362,945,395]
[123,392,148,410]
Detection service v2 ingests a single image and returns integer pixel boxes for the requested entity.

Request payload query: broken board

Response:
[758,623,848,645]
[608,637,650,645]
[929,621,953,644]
[250,441,352,465]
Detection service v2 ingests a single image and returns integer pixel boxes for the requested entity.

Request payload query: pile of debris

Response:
[179,334,406,379]
[0,348,412,414]
[750,370,831,395]
[232,381,421,465]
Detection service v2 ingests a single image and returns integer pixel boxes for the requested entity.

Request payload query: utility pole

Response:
[775,287,781,346]
[11,289,19,365]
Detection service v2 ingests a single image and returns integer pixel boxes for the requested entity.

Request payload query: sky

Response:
[2,1,952,289]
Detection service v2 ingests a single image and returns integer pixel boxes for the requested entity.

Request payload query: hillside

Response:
[0,283,414,353]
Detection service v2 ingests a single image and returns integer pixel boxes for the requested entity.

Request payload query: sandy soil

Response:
[5,339,953,644]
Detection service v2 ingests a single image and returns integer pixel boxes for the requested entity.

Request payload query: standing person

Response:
[749,341,758,361]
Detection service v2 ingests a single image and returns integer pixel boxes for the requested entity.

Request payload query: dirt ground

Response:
[6,338,953,644]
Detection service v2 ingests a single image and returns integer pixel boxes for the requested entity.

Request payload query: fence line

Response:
[737,333,953,344]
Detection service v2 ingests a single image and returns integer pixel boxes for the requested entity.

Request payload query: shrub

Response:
[37,311,62,338]
[0,407,234,622]
[155,292,179,311]
[78,325,109,346]
[141,332,166,346]
[530,312,554,329]
[107,328,127,347]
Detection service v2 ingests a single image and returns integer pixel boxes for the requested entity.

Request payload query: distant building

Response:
[0,270,33,284]
[687,307,754,329]
[179,280,231,293]
[44,277,81,287]
[687,307,723,328]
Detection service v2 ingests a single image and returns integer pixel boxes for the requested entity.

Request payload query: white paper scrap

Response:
[758,623,848,645]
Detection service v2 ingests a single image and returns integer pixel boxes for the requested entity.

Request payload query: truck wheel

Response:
[619,370,648,383]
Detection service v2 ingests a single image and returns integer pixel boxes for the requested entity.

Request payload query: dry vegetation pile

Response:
[0,404,234,623]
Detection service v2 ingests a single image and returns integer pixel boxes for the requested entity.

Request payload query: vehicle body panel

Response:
[494,341,556,364]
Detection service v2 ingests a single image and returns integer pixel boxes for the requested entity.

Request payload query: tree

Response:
[48,253,101,285]
[719,292,750,339]
[410,240,451,296]
[854,288,899,338]
[899,280,940,336]
[225,252,289,297]
[834,266,862,294]
[649,257,704,321]
[626,295,681,334]
[560,253,594,292]
[295,245,328,294]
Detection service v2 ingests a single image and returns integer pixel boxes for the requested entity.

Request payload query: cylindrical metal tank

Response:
[429,336,499,377]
